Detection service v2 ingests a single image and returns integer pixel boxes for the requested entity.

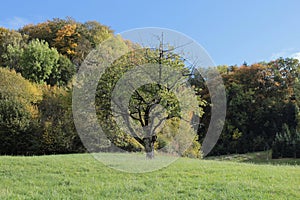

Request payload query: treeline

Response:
[0,18,113,155]
[196,59,300,158]
[0,18,299,158]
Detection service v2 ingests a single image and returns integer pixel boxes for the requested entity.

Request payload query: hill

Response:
[0,153,299,199]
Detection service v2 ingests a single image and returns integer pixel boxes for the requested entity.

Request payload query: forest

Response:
[1,17,300,159]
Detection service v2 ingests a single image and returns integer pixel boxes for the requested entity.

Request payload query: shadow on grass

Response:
[206,151,300,165]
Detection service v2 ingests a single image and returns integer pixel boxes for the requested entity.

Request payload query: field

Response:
[206,151,300,165]
[0,153,300,199]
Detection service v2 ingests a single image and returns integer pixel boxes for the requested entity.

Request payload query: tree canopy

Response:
[0,18,300,159]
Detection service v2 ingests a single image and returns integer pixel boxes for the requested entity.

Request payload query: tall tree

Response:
[94,39,204,158]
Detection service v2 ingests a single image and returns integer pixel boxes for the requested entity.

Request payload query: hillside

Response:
[0,153,299,199]
[206,151,300,165]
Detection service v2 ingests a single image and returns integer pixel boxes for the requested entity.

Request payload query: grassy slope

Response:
[206,151,300,165]
[0,153,299,199]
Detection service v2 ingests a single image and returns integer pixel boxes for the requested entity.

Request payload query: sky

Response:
[1,0,300,66]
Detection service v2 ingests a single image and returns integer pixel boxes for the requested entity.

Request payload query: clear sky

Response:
[1,0,300,66]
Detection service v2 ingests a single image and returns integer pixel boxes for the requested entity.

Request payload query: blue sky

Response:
[1,0,300,66]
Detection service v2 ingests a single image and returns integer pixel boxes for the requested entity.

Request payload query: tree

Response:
[19,18,74,47]
[19,18,113,66]
[196,58,300,156]
[53,23,80,60]
[94,38,205,158]
[0,68,42,155]
[272,123,300,158]
[0,27,27,70]
[38,86,84,154]
[74,21,113,65]
[81,21,113,48]
[4,36,76,86]
[20,39,60,84]
[46,54,76,86]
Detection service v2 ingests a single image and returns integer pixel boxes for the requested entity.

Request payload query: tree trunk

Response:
[144,137,154,159]
[143,135,157,159]
[146,148,154,159]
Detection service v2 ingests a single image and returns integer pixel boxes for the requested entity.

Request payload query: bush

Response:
[38,86,85,154]
[0,68,42,155]
[183,136,203,159]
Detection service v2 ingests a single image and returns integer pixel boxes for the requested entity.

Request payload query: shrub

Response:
[0,68,41,155]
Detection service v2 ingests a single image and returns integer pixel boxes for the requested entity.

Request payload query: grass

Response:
[206,151,300,165]
[91,152,179,173]
[0,153,299,199]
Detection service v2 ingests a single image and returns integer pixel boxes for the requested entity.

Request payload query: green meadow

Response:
[0,153,299,199]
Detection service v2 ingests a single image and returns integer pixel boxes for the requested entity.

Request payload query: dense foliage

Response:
[0,68,41,154]
[0,18,300,158]
[195,58,300,158]
[0,18,113,155]
[95,44,204,158]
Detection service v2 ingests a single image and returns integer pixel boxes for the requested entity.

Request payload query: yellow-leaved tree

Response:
[0,68,42,154]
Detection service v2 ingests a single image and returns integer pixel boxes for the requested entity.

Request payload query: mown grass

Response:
[0,153,299,199]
